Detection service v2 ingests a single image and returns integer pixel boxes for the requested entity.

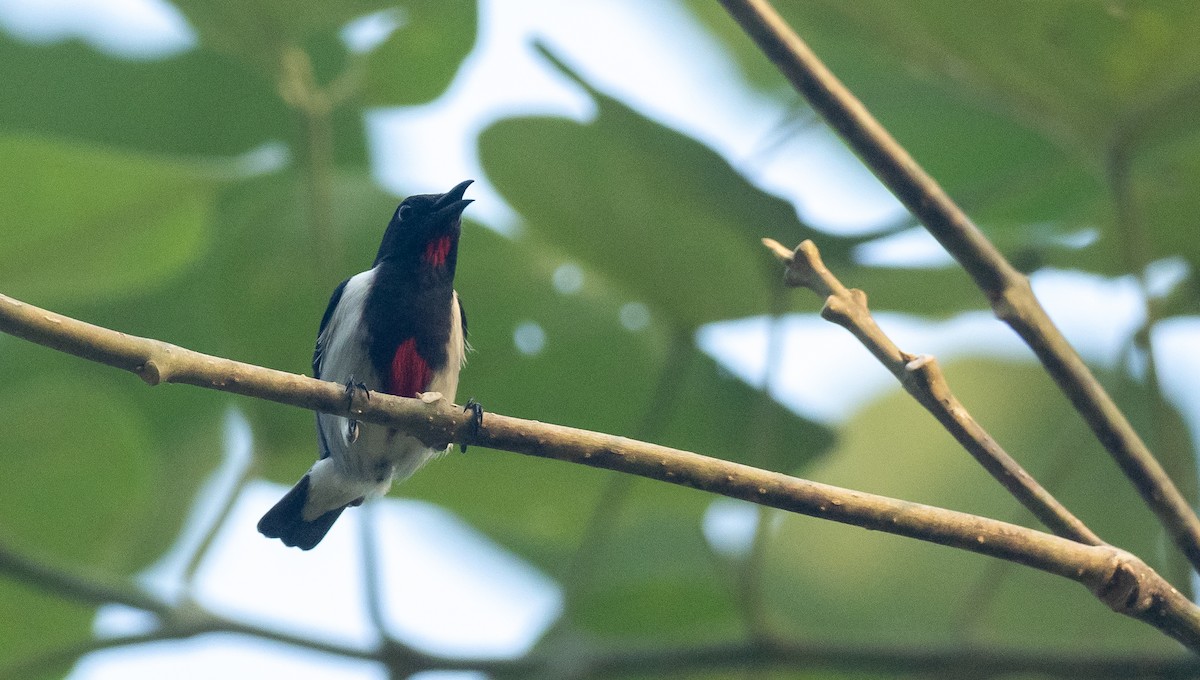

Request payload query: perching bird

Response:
[258,180,475,550]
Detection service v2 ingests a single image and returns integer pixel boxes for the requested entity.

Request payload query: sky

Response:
[1,0,1199,677]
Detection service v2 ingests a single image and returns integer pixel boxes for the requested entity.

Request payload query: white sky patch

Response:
[854,226,954,268]
[1146,256,1191,299]
[71,635,386,680]
[1152,319,1200,453]
[80,482,561,678]
[341,8,405,55]
[0,0,194,58]
[190,483,380,650]
[702,498,760,559]
[371,502,562,657]
[698,268,1151,424]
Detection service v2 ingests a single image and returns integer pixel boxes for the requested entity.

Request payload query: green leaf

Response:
[0,322,224,571]
[0,584,92,677]
[761,359,1190,652]
[770,2,1200,160]
[479,46,843,330]
[0,374,154,568]
[0,34,288,157]
[562,480,743,641]
[361,1,477,106]
[0,135,229,306]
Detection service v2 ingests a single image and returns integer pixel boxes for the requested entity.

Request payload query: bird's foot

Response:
[460,398,484,453]
[344,379,370,444]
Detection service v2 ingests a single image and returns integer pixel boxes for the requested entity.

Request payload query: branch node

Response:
[848,287,867,308]
[819,295,854,329]
[1093,551,1156,615]
[761,238,827,291]
[136,360,163,386]
[786,240,827,290]
[988,276,1033,326]
[903,354,951,403]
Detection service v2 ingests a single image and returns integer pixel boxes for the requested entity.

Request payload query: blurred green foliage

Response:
[0,0,1198,675]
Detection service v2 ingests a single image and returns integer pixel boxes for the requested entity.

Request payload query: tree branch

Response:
[718,0,1200,572]
[1,291,1200,650]
[3,540,1199,679]
[762,238,1101,546]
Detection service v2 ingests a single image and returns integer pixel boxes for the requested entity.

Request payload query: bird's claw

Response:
[344,379,370,444]
[460,398,483,453]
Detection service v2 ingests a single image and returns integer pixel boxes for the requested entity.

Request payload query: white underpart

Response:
[302,269,467,521]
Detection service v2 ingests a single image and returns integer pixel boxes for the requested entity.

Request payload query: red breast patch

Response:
[423,236,452,267]
[389,337,432,397]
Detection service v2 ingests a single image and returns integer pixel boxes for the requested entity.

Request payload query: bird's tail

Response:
[257,474,348,550]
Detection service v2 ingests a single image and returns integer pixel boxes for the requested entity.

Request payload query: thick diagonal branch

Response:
[719,0,1200,572]
[1,291,1199,650]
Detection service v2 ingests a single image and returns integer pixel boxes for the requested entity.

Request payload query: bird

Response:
[258,179,475,550]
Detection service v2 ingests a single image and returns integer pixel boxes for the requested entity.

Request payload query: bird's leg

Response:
[344,378,370,444]
[460,398,484,453]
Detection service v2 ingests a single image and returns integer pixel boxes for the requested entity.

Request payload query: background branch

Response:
[3,539,1200,679]
[718,0,1200,572]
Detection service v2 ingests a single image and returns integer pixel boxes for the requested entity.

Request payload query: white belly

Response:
[305,270,465,516]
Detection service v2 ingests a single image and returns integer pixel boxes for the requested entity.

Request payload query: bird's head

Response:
[375,179,473,268]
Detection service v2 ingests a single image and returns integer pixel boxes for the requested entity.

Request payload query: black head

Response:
[374,179,473,267]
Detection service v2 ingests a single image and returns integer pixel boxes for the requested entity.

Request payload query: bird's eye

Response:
[397,204,413,220]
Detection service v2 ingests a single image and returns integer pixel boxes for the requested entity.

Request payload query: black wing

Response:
[312,278,349,378]
[458,292,468,338]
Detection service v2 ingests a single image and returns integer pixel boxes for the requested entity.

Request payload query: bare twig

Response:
[2,293,1200,649]
[764,238,1101,546]
[720,0,1200,571]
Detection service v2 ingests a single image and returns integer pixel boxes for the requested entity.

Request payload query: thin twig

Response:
[359,500,398,649]
[719,0,1200,571]
[763,238,1101,546]
[2,293,1200,649]
[564,332,695,593]
[0,539,171,617]
[735,280,792,641]
[182,454,255,585]
[0,631,192,680]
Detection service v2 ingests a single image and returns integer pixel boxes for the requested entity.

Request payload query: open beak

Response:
[433,179,474,221]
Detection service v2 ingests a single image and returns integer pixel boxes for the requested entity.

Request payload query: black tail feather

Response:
[257,475,346,550]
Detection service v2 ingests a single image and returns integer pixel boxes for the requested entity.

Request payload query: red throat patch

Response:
[389,337,432,398]
[423,235,452,267]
